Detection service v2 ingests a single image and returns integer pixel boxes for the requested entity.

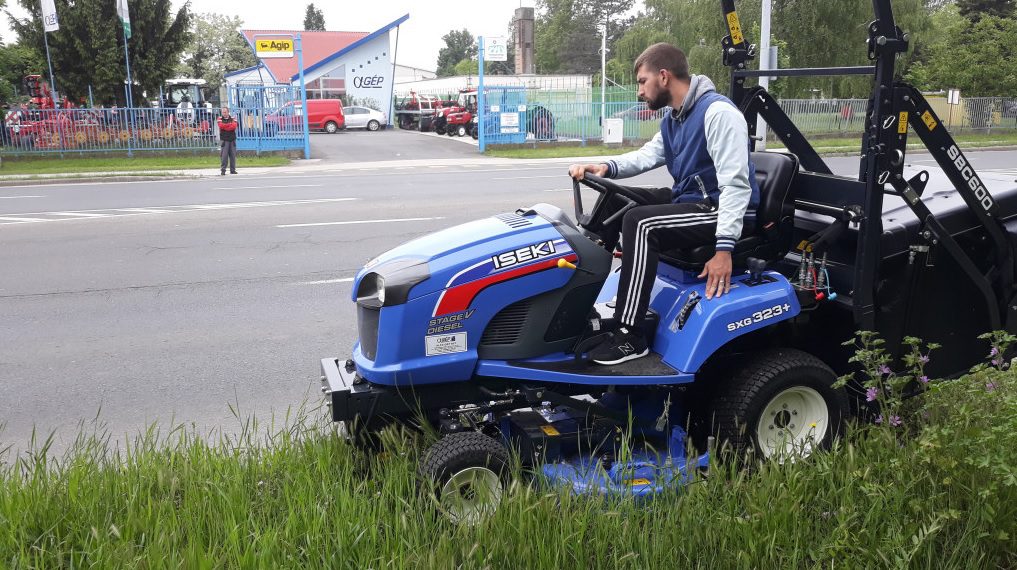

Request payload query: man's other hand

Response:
[568,163,609,180]
[699,251,733,300]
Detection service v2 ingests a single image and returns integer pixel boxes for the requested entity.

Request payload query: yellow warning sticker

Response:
[626,478,651,486]
[540,425,560,436]
[726,12,745,45]
[921,110,938,132]
[898,112,909,134]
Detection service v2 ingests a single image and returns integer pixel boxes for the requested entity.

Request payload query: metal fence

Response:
[226,84,307,154]
[0,106,220,156]
[391,87,1017,146]
[1,85,310,157]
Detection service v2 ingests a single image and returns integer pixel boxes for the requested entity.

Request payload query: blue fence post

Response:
[478,36,486,153]
[297,34,311,160]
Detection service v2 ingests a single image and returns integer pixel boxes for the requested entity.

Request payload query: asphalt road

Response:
[2,133,1016,455]
[309,127,477,163]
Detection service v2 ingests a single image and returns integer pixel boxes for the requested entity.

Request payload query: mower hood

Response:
[352,208,576,307]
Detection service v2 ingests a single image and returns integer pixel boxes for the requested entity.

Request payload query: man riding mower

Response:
[319,0,1017,523]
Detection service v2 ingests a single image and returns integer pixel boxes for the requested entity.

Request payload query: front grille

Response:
[357,305,380,360]
[495,213,533,228]
[480,299,532,345]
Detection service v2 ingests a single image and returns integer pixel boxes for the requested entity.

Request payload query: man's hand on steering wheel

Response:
[699,251,733,300]
[569,163,609,180]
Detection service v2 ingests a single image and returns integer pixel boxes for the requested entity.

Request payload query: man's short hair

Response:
[633,43,690,81]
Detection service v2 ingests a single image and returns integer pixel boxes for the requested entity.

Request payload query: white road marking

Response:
[47,212,112,217]
[213,184,323,190]
[276,216,444,228]
[0,195,44,199]
[301,277,355,285]
[0,216,50,223]
[493,175,563,180]
[0,198,357,225]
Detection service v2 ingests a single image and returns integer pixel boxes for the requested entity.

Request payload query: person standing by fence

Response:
[217,106,238,175]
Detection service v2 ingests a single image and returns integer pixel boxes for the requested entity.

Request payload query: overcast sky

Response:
[2,0,546,71]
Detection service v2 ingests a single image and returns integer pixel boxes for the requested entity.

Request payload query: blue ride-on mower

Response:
[320,0,1017,523]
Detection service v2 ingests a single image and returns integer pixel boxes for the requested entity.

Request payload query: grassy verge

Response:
[0,155,290,175]
[486,130,1017,160]
[1,361,1014,567]
[485,145,639,159]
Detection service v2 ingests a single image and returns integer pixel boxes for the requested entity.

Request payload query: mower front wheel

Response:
[710,349,848,462]
[421,431,510,525]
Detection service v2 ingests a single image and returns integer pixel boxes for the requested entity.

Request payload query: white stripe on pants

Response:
[617,203,718,326]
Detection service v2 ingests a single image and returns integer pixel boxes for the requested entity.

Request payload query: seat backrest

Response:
[750,151,798,233]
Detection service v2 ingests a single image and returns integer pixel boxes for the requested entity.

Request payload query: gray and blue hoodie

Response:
[605,75,759,252]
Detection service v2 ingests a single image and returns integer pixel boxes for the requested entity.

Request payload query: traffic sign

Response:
[487,37,508,62]
[255,35,294,59]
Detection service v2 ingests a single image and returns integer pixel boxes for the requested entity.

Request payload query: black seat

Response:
[660,151,799,270]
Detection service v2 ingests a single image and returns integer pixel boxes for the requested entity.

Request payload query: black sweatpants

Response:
[614,201,717,327]
[220,140,236,173]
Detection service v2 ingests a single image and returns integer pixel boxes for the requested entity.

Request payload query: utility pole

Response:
[756,0,772,150]
[601,14,607,124]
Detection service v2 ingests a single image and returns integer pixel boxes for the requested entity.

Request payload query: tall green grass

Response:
[2,368,1015,568]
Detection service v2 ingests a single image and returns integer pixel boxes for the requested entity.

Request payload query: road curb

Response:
[0,174,199,187]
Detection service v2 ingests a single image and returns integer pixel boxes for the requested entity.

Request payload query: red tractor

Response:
[432,89,477,137]
[23,75,74,109]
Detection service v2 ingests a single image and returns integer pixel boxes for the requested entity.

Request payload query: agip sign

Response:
[255,36,294,58]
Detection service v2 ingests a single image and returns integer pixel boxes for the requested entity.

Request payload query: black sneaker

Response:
[589,327,649,365]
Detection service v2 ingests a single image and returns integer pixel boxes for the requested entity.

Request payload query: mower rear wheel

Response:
[710,349,848,462]
[421,431,510,525]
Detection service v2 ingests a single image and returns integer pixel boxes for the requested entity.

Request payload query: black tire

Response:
[710,349,849,460]
[434,123,446,135]
[420,431,510,524]
[470,126,479,140]
[324,121,339,134]
[447,128,457,137]
[367,120,380,131]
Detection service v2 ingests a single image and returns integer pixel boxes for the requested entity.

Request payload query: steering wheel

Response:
[572,173,653,232]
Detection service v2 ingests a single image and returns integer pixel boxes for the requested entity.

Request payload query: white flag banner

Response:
[41,0,59,32]
[116,0,131,39]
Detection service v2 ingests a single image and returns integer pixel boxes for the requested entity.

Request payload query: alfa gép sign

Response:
[255,36,294,58]
[486,37,508,62]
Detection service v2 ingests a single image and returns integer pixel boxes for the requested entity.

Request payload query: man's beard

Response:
[644,89,671,111]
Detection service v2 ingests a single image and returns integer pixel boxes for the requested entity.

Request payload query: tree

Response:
[534,0,635,75]
[178,13,257,96]
[909,5,1017,96]
[0,42,45,104]
[303,3,325,31]
[957,0,1015,19]
[606,0,931,98]
[436,29,476,77]
[8,0,191,104]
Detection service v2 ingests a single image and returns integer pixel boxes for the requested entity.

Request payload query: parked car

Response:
[612,103,659,121]
[265,98,345,134]
[344,106,387,131]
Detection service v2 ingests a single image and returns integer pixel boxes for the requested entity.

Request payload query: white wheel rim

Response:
[327,123,337,133]
[439,466,502,525]
[755,386,829,460]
